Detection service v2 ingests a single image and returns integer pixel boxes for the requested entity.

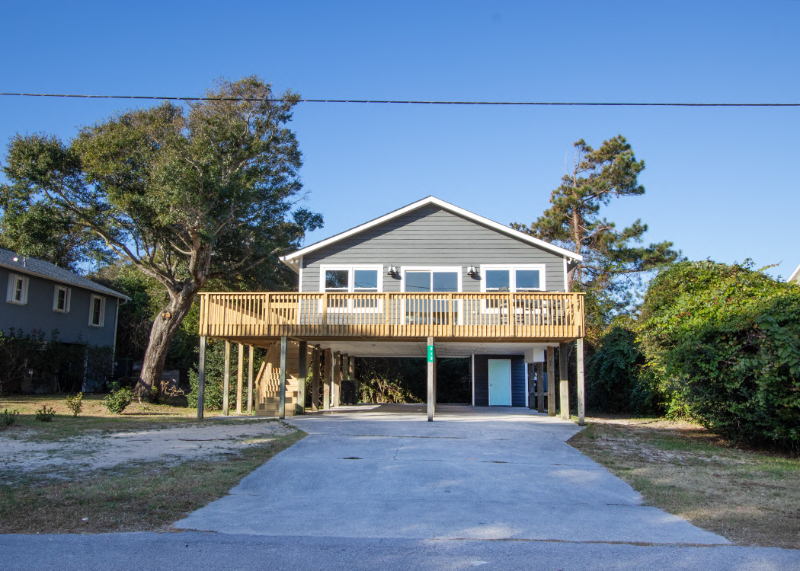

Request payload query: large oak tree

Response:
[1,77,322,393]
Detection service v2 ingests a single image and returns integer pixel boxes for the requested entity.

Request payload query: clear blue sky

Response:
[2,1,799,278]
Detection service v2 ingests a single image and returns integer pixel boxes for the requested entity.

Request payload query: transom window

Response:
[481,265,546,292]
[53,285,71,313]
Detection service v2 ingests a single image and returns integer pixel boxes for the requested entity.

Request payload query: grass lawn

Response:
[0,394,305,534]
[569,416,800,549]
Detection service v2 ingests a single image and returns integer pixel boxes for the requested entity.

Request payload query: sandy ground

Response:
[0,420,296,479]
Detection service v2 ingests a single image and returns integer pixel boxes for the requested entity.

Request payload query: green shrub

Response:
[34,404,56,422]
[638,260,800,449]
[1,408,19,427]
[587,326,661,414]
[65,392,83,417]
[187,341,252,411]
[103,387,133,414]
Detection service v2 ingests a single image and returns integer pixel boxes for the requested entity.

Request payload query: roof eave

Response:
[0,262,131,301]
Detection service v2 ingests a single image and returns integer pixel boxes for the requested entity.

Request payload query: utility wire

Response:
[0,92,798,107]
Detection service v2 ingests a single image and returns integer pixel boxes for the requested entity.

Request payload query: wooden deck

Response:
[198,292,585,342]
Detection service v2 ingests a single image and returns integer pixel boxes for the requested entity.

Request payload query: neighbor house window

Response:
[6,273,29,305]
[53,285,71,313]
[89,295,105,327]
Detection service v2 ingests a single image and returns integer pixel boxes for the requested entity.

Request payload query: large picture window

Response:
[401,267,461,325]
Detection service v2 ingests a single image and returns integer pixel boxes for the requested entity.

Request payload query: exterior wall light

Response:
[467,266,478,277]
[387,265,398,276]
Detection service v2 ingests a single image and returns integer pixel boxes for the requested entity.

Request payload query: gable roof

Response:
[280,196,583,270]
[789,263,800,283]
[0,248,129,300]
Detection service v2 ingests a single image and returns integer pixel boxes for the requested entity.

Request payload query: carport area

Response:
[175,406,727,545]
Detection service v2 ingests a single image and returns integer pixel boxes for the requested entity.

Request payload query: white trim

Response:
[789,263,800,283]
[563,257,569,292]
[53,285,71,313]
[471,353,475,407]
[298,256,304,293]
[6,273,28,305]
[479,264,547,292]
[88,294,106,327]
[280,196,583,268]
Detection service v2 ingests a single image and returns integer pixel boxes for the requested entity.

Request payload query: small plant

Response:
[103,387,133,414]
[1,408,19,427]
[34,404,56,422]
[65,392,83,417]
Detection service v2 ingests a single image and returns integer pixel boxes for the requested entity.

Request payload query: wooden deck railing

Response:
[198,292,585,340]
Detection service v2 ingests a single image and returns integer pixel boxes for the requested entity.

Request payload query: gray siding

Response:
[1,266,119,347]
[473,354,526,407]
[301,205,566,292]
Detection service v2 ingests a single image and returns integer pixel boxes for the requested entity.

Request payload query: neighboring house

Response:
[1,248,129,391]
[789,263,800,285]
[196,196,586,421]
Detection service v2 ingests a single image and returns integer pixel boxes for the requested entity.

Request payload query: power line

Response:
[0,92,798,107]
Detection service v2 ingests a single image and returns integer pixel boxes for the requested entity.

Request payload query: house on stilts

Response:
[195,196,586,422]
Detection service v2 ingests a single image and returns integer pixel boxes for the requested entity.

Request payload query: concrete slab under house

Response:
[194,196,586,423]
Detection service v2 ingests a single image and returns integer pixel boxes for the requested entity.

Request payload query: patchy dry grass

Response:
[569,416,800,549]
[0,394,238,441]
[0,429,304,533]
[0,394,305,534]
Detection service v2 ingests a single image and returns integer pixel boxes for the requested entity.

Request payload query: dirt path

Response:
[1,420,295,479]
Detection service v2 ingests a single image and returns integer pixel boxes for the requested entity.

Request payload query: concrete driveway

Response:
[174,405,726,545]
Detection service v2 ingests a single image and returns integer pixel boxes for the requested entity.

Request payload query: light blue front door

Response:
[488,359,512,406]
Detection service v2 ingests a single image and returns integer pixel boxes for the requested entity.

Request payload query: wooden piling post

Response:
[222,340,231,416]
[349,357,356,404]
[577,338,586,426]
[323,348,332,410]
[547,346,556,416]
[197,336,206,420]
[279,336,287,419]
[333,352,341,407]
[298,341,308,415]
[427,336,436,422]
[247,345,254,415]
[236,343,244,414]
[312,345,320,412]
[559,342,570,420]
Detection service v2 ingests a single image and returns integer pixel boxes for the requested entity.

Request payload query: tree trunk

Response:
[135,287,199,395]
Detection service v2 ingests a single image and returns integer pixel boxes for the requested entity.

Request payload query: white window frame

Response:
[318,264,383,313]
[480,264,547,293]
[88,294,106,327]
[400,266,463,325]
[480,264,547,315]
[53,285,71,313]
[6,273,29,305]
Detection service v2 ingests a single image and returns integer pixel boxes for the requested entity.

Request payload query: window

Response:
[53,285,71,313]
[6,273,28,305]
[319,265,383,312]
[401,267,462,325]
[89,295,105,327]
[481,265,546,292]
